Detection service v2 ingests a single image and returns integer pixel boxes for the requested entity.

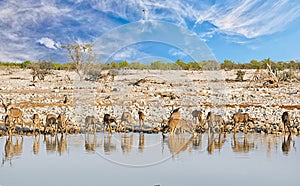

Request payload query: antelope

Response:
[138,111,145,130]
[45,114,57,132]
[282,111,292,133]
[232,113,252,133]
[1,97,23,128]
[103,114,117,133]
[206,111,225,133]
[192,110,202,125]
[164,107,197,135]
[85,115,97,132]
[119,112,134,132]
[32,113,41,131]
[164,107,181,134]
[166,119,195,135]
[170,107,181,120]
[57,114,67,132]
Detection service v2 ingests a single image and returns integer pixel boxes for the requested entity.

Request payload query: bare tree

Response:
[29,61,54,81]
[62,43,96,81]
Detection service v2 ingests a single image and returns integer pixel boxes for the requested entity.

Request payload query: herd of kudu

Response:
[0,95,297,136]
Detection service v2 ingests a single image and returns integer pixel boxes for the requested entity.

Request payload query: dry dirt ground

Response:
[0,68,299,133]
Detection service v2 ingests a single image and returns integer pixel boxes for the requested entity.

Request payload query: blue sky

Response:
[0,0,300,63]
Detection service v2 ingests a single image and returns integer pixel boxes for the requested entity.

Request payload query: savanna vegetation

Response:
[1,58,299,71]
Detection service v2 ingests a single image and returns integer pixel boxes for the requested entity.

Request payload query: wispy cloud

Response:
[1,0,300,62]
[89,0,300,44]
[208,0,300,38]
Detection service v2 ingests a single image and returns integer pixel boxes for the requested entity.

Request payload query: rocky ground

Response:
[0,68,299,135]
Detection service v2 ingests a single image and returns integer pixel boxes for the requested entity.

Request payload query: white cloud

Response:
[1,0,300,62]
[91,0,300,39]
[37,37,60,49]
[168,48,186,58]
[208,0,300,38]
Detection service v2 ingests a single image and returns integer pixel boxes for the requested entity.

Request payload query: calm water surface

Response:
[0,132,299,186]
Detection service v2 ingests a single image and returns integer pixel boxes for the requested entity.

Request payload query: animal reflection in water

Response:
[207,133,226,154]
[85,133,98,152]
[282,134,295,155]
[104,134,116,153]
[164,135,194,157]
[33,135,41,155]
[121,133,134,153]
[84,133,117,153]
[191,134,203,151]
[138,133,145,153]
[44,134,67,156]
[2,135,23,166]
[231,133,255,153]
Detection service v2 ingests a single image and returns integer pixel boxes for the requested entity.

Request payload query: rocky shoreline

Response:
[0,68,299,136]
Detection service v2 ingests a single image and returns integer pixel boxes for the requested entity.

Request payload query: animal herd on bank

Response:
[0,96,296,136]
